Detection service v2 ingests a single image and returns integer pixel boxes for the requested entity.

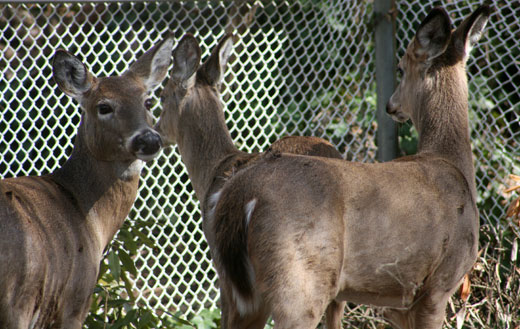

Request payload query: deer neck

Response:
[176,91,239,203]
[51,128,142,249]
[415,67,476,197]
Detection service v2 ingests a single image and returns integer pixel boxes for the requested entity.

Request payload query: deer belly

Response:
[336,239,441,308]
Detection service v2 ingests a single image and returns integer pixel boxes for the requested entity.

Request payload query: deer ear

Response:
[199,33,234,87]
[126,32,175,91]
[53,50,94,100]
[171,33,201,88]
[453,5,491,62]
[413,7,451,62]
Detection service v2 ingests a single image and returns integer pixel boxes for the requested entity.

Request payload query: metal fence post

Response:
[374,0,398,162]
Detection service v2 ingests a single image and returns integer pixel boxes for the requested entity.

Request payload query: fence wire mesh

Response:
[0,0,518,326]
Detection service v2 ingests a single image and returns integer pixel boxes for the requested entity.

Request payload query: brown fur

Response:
[270,136,343,160]
[154,34,344,328]
[210,6,490,329]
[0,35,173,328]
[154,33,342,206]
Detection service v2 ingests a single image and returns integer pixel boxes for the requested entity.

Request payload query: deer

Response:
[0,34,173,328]
[205,5,490,329]
[154,33,345,327]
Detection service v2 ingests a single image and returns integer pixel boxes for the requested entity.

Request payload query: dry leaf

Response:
[459,274,471,302]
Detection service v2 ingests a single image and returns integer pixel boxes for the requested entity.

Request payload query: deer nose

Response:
[132,130,163,160]
[386,100,396,115]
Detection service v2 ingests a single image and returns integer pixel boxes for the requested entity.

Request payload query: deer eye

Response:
[97,103,113,116]
[144,98,155,110]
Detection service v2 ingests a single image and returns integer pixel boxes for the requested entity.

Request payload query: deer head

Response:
[53,35,174,163]
[386,6,490,126]
[155,33,234,147]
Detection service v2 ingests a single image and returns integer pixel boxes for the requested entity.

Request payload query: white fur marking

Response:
[146,38,175,90]
[29,308,40,329]
[244,198,257,230]
[122,160,145,180]
[207,190,222,221]
[219,38,234,71]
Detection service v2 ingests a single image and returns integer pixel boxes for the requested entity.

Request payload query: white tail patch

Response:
[244,198,257,230]
[207,190,222,222]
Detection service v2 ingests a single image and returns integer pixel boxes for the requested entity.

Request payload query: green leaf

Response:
[169,311,195,326]
[120,270,136,302]
[119,249,138,277]
[119,229,138,255]
[97,261,109,280]
[137,310,156,329]
[134,230,156,248]
[107,299,131,307]
[109,313,133,329]
[108,250,121,282]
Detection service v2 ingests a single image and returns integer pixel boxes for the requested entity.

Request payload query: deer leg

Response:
[219,287,231,329]
[227,308,270,329]
[0,315,29,329]
[1,300,35,329]
[57,316,84,329]
[324,300,345,329]
[268,286,330,329]
[383,308,411,329]
[383,291,450,329]
[409,292,450,329]
[220,286,269,329]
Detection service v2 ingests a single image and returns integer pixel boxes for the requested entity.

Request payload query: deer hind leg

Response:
[383,291,450,329]
[324,300,345,329]
[220,286,269,329]
[268,283,332,329]
[226,309,270,329]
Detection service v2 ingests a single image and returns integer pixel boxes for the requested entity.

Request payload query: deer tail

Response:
[209,184,259,314]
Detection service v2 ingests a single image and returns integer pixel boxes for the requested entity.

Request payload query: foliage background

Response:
[0,1,518,328]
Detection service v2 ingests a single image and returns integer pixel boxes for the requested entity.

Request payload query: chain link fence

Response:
[1,0,518,326]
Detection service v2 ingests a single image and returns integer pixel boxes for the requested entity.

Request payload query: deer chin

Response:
[135,150,160,162]
[120,159,145,180]
[388,111,410,123]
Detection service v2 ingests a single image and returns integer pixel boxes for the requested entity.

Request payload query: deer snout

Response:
[386,96,409,123]
[386,101,397,115]
[130,129,163,161]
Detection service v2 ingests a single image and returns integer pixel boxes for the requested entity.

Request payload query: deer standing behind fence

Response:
[154,33,345,326]
[0,35,173,328]
[206,5,490,329]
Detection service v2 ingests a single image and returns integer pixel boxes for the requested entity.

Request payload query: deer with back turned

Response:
[154,33,344,327]
[205,5,490,329]
[0,35,173,328]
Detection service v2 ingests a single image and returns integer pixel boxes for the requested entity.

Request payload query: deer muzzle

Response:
[130,129,163,161]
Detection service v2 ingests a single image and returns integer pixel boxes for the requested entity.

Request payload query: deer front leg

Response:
[55,318,84,329]
[324,300,345,329]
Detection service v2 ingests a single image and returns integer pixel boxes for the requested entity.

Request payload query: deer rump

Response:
[207,152,477,315]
